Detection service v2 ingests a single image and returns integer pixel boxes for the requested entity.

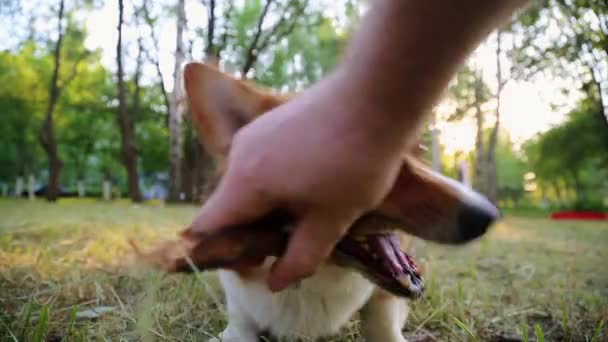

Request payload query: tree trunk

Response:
[15,176,23,197]
[590,70,608,154]
[167,0,187,202]
[116,0,143,203]
[205,0,217,61]
[28,174,35,200]
[430,112,441,173]
[571,172,582,203]
[77,180,85,197]
[140,0,171,130]
[103,180,112,201]
[473,101,485,194]
[39,0,66,202]
[241,0,274,77]
[552,180,562,204]
[485,31,505,204]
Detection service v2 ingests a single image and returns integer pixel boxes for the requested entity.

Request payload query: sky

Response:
[6,0,576,154]
[437,38,576,153]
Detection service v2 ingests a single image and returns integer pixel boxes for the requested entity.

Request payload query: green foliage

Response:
[523,97,608,209]
[494,130,528,205]
[0,43,47,180]
[256,16,346,90]
[446,65,493,122]
[510,0,608,83]
[0,20,168,193]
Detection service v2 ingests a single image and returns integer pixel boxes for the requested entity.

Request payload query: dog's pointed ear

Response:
[183,62,286,160]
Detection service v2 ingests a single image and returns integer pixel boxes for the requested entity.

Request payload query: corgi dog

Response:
[180,62,499,342]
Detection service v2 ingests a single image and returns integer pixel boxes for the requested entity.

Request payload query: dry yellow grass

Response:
[0,199,606,341]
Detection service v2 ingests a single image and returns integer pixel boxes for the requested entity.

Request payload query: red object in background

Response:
[551,211,607,221]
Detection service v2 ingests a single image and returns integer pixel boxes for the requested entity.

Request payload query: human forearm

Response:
[333,0,530,147]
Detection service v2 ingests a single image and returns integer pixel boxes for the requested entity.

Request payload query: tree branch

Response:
[58,50,88,93]
[218,1,235,58]
[241,0,275,76]
[204,0,216,60]
[141,0,171,127]
[257,0,308,52]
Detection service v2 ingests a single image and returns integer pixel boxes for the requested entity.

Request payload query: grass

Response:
[0,199,607,341]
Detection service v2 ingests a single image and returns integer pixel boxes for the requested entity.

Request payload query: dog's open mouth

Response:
[335,232,424,298]
[132,210,424,299]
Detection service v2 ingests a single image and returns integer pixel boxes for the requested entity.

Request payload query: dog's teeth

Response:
[397,274,412,289]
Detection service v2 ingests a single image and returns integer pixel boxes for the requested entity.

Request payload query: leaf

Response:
[75,306,116,320]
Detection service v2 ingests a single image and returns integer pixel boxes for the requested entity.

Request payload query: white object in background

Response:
[15,176,23,197]
[1,183,7,197]
[459,160,472,188]
[28,174,35,200]
[77,180,85,197]
[103,180,111,201]
[431,127,441,173]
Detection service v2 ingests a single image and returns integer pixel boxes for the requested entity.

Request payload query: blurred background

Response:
[0,0,606,212]
[0,1,607,341]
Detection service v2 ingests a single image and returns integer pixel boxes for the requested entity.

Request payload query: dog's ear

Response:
[183,62,286,161]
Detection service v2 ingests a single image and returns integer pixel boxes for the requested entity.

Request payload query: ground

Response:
[0,199,606,342]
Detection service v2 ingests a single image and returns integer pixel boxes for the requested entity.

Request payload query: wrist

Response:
[322,66,423,154]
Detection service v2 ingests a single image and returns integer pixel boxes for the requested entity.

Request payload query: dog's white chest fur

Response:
[218,264,376,339]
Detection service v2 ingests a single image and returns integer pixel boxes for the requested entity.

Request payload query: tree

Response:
[485,31,508,204]
[39,1,92,201]
[116,0,143,202]
[40,0,66,201]
[447,65,493,194]
[0,45,46,191]
[510,0,608,148]
[493,130,527,206]
[173,0,346,202]
[523,97,608,207]
[166,0,187,202]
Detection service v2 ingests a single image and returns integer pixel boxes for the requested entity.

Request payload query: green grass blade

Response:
[534,324,545,342]
[451,315,478,342]
[66,306,78,338]
[33,305,49,342]
[591,319,604,342]
[520,322,529,342]
[561,298,569,338]
[19,298,34,341]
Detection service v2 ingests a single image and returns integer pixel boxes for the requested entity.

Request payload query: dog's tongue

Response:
[336,233,424,298]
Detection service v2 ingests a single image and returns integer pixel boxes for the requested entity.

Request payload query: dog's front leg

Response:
[360,288,409,342]
[214,301,260,342]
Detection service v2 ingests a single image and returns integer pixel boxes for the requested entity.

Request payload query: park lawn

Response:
[0,199,606,342]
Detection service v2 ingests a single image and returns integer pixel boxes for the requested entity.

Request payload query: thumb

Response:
[188,175,274,236]
[267,214,350,292]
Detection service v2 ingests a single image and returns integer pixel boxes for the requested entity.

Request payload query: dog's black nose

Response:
[458,197,500,242]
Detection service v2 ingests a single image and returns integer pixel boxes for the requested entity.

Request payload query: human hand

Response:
[187,69,407,292]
